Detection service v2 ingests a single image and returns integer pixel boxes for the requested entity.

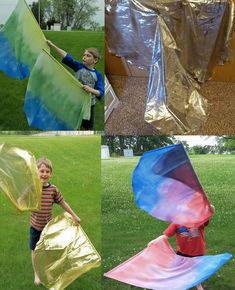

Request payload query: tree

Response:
[102,136,175,156]
[43,0,54,21]
[118,136,125,156]
[60,0,77,28]
[102,136,120,155]
[89,21,101,31]
[31,1,46,28]
[221,136,235,152]
[46,17,56,30]
[38,0,76,28]
[41,0,100,30]
[192,145,209,154]
[215,136,225,153]
[180,141,189,152]
[73,0,99,30]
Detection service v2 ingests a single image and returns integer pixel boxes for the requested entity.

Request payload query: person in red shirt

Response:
[164,221,209,257]
[149,205,215,290]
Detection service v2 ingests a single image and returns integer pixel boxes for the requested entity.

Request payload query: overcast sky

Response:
[175,136,218,147]
[0,0,104,25]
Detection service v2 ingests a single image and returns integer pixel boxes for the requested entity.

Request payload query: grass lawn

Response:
[0,31,104,131]
[102,155,235,289]
[0,134,101,290]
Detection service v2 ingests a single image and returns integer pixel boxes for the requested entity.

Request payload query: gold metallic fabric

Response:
[34,213,101,290]
[105,0,234,133]
[0,143,41,211]
[106,0,234,80]
[145,16,208,133]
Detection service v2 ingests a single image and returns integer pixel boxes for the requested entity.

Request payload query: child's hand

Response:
[148,235,168,247]
[82,85,101,97]
[210,204,215,213]
[82,85,93,93]
[72,215,81,224]
[46,40,54,48]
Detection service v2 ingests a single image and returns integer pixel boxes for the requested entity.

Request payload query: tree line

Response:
[102,136,175,156]
[102,136,235,156]
[31,0,102,31]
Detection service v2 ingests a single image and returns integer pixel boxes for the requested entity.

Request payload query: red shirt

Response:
[31,184,64,231]
[163,221,209,256]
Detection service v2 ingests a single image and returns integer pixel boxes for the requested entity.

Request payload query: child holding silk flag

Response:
[30,157,81,285]
[149,204,215,290]
[47,40,104,130]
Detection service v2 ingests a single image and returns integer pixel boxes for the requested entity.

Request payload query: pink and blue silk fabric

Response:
[104,144,232,288]
[104,238,232,290]
[132,144,213,227]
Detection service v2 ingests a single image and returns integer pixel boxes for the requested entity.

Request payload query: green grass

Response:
[0,31,104,131]
[102,155,235,290]
[0,135,101,290]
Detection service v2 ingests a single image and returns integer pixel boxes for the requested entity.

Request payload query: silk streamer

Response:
[0,143,41,211]
[104,237,232,289]
[0,0,49,79]
[24,49,91,130]
[132,144,213,227]
[34,213,101,290]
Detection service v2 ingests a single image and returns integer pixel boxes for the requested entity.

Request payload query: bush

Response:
[110,152,120,158]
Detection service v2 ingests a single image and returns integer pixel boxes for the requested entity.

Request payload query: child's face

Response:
[82,50,97,67]
[38,163,52,184]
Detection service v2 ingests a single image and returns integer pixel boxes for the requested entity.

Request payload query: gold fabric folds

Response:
[145,17,208,133]
[106,0,234,80]
[0,143,41,211]
[34,213,101,290]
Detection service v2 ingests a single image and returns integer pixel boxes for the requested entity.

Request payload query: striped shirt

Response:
[30,183,64,231]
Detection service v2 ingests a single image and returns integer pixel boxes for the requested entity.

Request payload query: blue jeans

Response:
[29,226,42,250]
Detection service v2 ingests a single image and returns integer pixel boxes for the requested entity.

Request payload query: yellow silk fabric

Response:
[0,143,41,211]
[34,213,101,290]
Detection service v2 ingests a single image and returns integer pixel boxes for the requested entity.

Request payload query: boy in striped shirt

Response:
[30,157,81,286]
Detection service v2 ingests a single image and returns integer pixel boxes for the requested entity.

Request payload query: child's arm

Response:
[148,223,176,247]
[83,72,104,98]
[59,200,81,224]
[47,40,67,58]
[82,85,101,97]
[148,234,169,247]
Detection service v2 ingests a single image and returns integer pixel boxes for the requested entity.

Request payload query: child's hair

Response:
[36,157,53,172]
[86,48,101,62]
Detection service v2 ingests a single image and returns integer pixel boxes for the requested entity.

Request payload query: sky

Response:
[175,136,218,147]
[0,0,104,25]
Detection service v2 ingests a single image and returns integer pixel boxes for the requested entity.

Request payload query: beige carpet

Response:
[105,75,235,136]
